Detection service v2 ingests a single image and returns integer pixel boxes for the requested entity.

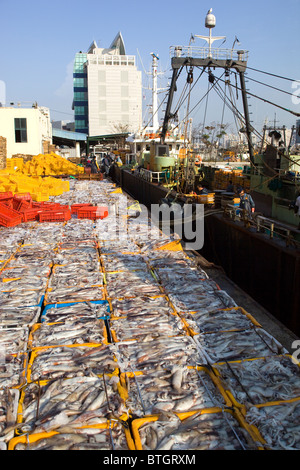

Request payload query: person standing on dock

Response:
[239,189,255,217]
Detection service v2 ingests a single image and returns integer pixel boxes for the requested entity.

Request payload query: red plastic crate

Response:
[2,199,14,209]
[38,209,71,223]
[32,202,68,211]
[13,193,32,202]
[21,208,40,222]
[0,192,13,200]
[13,198,32,212]
[71,204,92,214]
[77,205,108,220]
[0,203,22,227]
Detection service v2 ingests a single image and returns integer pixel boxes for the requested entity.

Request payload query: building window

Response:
[73,77,86,87]
[74,92,88,100]
[14,118,27,143]
[75,119,87,129]
[75,106,87,116]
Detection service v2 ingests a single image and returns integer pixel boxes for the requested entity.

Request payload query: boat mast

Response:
[151,52,160,132]
[160,9,255,165]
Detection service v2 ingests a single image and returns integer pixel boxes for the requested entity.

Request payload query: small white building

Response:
[0,105,52,158]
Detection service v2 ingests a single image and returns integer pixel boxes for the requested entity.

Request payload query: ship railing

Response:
[224,203,300,248]
[170,46,248,62]
[138,168,168,183]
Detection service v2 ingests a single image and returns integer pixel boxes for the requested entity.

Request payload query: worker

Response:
[236,185,243,195]
[226,180,234,192]
[196,184,209,195]
[90,155,98,174]
[239,189,255,216]
[102,154,112,176]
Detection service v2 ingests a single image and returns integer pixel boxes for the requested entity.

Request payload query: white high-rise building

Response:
[73,32,142,137]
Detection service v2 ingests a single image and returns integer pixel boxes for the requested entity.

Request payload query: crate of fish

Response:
[108,311,189,343]
[0,327,29,354]
[131,408,263,451]
[109,293,174,314]
[54,246,101,268]
[16,375,128,436]
[48,264,104,290]
[194,328,288,364]
[160,277,221,298]
[100,253,149,273]
[99,239,141,255]
[8,419,135,450]
[153,265,208,286]
[0,290,45,309]
[0,389,19,447]
[0,272,49,292]
[181,306,262,336]
[27,344,119,383]
[105,272,163,300]
[0,352,28,389]
[28,318,108,349]
[212,354,300,412]
[111,335,207,372]
[44,285,106,305]
[41,300,110,323]
[120,365,232,417]
[244,398,300,450]
[0,306,41,328]
[0,264,52,281]
[146,248,196,263]
[168,289,237,315]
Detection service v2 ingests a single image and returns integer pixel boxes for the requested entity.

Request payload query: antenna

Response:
[194,8,226,58]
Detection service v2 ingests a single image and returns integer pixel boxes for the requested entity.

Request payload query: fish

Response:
[123,366,225,416]
[29,345,118,382]
[30,319,106,347]
[109,312,186,342]
[246,400,300,450]
[0,289,44,308]
[45,286,105,304]
[0,353,26,389]
[214,355,300,407]
[101,254,148,272]
[18,376,126,434]
[0,327,29,354]
[0,389,18,442]
[110,296,173,317]
[0,306,40,328]
[195,328,285,364]
[182,307,258,334]
[138,410,258,450]
[42,302,108,323]
[168,290,237,314]
[112,336,206,372]
[13,425,130,450]
[105,272,162,299]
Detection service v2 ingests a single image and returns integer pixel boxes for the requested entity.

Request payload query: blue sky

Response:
[0,0,299,135]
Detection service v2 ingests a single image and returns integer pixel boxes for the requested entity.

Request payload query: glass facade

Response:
[73,53,88,134]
